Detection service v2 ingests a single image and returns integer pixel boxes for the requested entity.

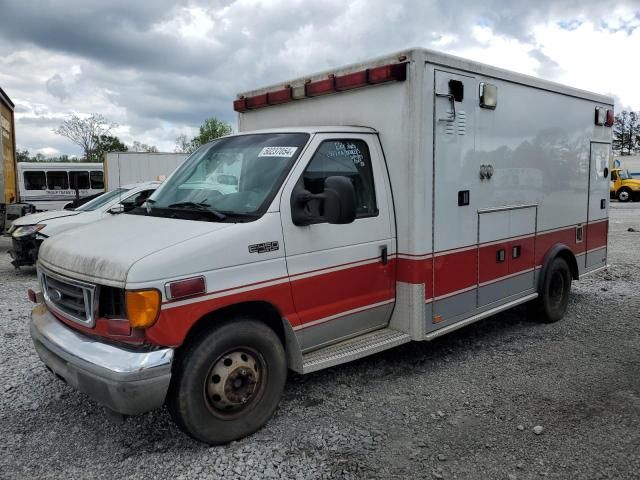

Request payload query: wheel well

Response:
[182,301,286,348]
[556,248,579,280]
[539,246,579,293]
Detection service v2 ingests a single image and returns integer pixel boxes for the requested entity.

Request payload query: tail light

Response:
[605,109,614,127]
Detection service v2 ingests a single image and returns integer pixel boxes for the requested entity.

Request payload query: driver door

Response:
[280,133,396,351]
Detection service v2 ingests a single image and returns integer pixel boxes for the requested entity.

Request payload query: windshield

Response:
[619,169,632,180]
[144,133,309,221]
[75,188,130,211]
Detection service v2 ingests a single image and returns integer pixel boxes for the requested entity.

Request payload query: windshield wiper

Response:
[167,201,226,220]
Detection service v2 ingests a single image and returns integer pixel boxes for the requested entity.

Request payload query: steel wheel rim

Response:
[619,191,630,201]
[204,348,266,419]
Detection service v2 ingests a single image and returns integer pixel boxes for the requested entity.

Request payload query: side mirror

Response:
[291,176,356,226]
[108,204,125,214]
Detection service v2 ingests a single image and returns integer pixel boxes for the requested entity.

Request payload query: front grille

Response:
[99,285,125,318]
[40,268,97,327]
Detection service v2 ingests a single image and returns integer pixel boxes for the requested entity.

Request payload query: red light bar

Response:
[605,109,614,127]
[246,93,268,109]
[167,277,206,300]
[335,70,368,91]
[267,87,292,105]
[233,97,248,112]
[305,77,336,97]
[368,63,407,84]
[233,62,408,111]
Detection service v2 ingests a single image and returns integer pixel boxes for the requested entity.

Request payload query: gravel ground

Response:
[1,204,639,480]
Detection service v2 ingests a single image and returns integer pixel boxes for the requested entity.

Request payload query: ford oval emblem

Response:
[49,289,62,302]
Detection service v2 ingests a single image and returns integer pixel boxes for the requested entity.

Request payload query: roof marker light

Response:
[305,77,336,97]
[367,63,407,84]
[335,70,369,91]
[233,97,248,112]
[246,93,268,109]
[267,87,292,105]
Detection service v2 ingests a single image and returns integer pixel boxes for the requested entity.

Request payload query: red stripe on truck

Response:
[50,220,608,347]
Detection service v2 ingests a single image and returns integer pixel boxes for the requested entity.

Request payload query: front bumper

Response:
[30,303,174,415]
[9,234,39,268]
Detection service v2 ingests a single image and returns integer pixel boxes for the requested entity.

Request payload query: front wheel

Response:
[167,318,287,444]
[532,257,572,323]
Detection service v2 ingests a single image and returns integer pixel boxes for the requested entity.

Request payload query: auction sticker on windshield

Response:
[258,146,298,157]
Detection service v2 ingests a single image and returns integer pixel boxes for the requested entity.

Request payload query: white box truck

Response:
[28,48,612,444]
[104,152,187,189]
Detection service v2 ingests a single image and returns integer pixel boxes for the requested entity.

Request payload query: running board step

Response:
[302,328,411,374]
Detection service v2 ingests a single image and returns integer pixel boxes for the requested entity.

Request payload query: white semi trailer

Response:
[104,152,187,189]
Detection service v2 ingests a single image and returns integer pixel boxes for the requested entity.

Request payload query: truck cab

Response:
[610,168,640,202]
[29,127,394,444]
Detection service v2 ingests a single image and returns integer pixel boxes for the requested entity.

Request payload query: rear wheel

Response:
[617,188,632,202]
[533,257,572,323]
[167,318,287,444]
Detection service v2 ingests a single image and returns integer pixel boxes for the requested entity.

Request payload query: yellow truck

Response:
[610,167,640,202]
[1,86,18,231]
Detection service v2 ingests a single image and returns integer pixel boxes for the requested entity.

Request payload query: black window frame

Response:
[23,171,47,190]
[46,171,69,190]
[69,170,90,190]
[90,171,104,189]
[297,138,379,224]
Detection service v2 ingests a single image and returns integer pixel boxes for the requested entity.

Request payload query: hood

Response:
[12,209,80,226]
[622,178,640,188]
[38,214,232,287]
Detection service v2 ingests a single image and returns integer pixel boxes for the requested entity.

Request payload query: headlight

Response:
[12,224,45,239]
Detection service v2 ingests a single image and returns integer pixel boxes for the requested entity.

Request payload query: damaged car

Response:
[8,182,159,268]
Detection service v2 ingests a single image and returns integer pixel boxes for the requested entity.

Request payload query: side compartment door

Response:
[280,134,396,351]
[431,69,478,328]
[585,141,610,270]
[477,206,537,307]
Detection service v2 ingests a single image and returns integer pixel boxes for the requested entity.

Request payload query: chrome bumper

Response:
[30,303,174,415]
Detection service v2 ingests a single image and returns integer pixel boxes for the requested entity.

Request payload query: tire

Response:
[167,318,287,444]
[533,257,572,323]
[617,188,632,202]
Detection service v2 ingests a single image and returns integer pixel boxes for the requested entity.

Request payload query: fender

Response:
[537,243,579,292]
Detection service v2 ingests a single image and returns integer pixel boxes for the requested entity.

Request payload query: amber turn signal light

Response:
[125,289,161,329]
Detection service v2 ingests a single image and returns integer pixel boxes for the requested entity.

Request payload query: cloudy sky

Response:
[0,0,639,157]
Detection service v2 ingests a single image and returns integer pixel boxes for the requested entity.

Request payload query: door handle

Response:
[380,245,388,265]
[435,92,456,121]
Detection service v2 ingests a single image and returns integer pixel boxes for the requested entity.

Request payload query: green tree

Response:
[175,117,232,153]
[613,110,640,155]
[197,117,232,145]
[93,134,128,161]
[16,149,31,162]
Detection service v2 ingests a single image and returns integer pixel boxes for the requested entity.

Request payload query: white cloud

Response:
[0,1,639,156]
[532,17,640,109]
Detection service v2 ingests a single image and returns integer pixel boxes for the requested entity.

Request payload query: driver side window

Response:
[301,139,378,221]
